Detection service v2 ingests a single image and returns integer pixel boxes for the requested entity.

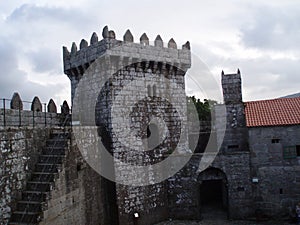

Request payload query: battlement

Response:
[0,92,70,127]
[221,69,243,104]
[63,25,191,77]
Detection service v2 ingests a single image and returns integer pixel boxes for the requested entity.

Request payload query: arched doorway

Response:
[198,167,228,220]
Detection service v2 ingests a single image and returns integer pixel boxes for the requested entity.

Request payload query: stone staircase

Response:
[9,129,69,225]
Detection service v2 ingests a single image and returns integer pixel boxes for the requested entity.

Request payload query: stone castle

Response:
[0,25,300,225]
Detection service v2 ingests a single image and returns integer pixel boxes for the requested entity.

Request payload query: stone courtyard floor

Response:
[154,205,297,225]
[154,219,294,225]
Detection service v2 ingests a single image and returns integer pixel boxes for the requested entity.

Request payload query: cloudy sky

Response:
[0,0,299,107]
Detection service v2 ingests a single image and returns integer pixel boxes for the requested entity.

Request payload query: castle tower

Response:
[220,69,248,152]
[63,26,191,225]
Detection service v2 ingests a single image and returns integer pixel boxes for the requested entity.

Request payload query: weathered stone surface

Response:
[31,96,42,112]
[10,92,23,110]
[90,32,98,45]
[71,42,77,55]
[0,128,51,224]
[221,71,243,105]
[123,29,134,42]
[109,30,116,39]
[140,33,149,45]
[61,100,70,115]
[65,28,191,225]
[47,98,57,113]
[154,35,163,47]
[168,38,177,49]
[63,29,191,101]
[0,108,61,127]
[182,41,190,50]
[102,25,109,38]
[248,125,300,216]
[80,39,88,49]
[62,46,70,59]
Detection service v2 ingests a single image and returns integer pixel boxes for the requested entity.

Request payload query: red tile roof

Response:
[244,97,300,127]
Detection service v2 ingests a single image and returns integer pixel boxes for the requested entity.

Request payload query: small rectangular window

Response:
[228,145,239,149]
[283,146,297,159]
[272,138,280,143]
[296,145,300,157]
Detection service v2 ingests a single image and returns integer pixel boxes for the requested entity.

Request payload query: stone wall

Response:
[0,109,61,127]
[167,152,253,220]
[219,70,248,153]
[0,127,51,224]
[249,125,300,217]
[40,141,109,225]
[0,94,69,224]
[0,93,67,128]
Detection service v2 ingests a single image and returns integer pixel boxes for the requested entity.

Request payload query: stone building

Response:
[169,70,300,221]
[245,96,300,216]
[1,25,300,225]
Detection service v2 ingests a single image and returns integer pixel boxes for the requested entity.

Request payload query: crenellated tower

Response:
[63,26,191,103]
[220,69,248,152]
[63,25,192,225]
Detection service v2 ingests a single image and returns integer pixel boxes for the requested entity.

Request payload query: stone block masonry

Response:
[0,127,51,224]
[39,142,108,225]
[0,94,70,224]
[63,26,191,103]
[0,93,68,128]
[64,25,192,225]
[249,125,300,217]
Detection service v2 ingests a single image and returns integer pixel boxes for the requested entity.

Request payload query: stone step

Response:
[22,191,48,202]
[50,130,70,139]
[9,130,70,225]
[10,211,40,224]
[45,145,66,149]
[9,222,36,225]
[42,147,66,155]
[26,181,52,192]
[46,139,67,144]
[17,201,42,212]
[35,163,60,173]
[31,172,56,182]
[38,154,64,164]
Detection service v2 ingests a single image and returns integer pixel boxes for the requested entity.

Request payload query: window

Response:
[147,85,151,97]
[153,85,156,97]
[228,145,239,149]
[271,138,280,143]
[283,146,297,159]
[297,145,300,157]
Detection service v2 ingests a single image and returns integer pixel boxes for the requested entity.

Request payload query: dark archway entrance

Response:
[198,168,228,220]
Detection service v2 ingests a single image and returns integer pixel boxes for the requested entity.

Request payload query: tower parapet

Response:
[219,69,248,153]
[221,69,243,104]
[0,92,70,127]
[63,26,191,101]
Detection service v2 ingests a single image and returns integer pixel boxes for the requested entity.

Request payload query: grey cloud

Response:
[240,6,300,51]
[26,49,61,74]
[0,40,26,97]
[191,43,300,101]
[220,57,300,100]
[0,39,66,106]
[7,4,93,27]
